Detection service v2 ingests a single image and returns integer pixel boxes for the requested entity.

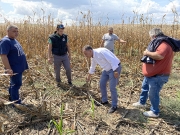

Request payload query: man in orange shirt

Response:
[133,28,174,118]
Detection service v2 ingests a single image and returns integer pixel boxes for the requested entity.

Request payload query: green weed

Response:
[49,104,75,135]
[83,98,95,119]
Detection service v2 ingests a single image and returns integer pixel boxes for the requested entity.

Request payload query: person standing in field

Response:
[132,28,174,118]
[83,45,121,113]
[48,24,72,86]
[0,25,29,104]
[101,27,126,53]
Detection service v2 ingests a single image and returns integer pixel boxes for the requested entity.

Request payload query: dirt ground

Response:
[0,56,180,135]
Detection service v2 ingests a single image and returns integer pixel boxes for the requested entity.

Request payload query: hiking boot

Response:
[132,102,146,108]
[95,101,109,106]
[68,82,73,86]
[57,83,61,87]
[143,111,159,118]
[57,81,62,87]
[108,106,117,113]
[174,123,180,130]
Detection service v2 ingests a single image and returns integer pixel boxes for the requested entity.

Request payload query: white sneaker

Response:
[132,102,146,108]
[143,111,159,118]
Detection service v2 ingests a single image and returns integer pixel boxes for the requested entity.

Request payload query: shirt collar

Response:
[55,33,63,38]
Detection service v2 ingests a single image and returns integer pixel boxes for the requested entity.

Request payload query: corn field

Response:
[0,11,180,135]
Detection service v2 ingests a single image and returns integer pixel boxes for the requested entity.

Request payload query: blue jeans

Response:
[139,75,169,115]
[9,72,23,104]
[100,64,121,107]
[110,49,114,53]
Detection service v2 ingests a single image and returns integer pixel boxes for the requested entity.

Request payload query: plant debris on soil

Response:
[0,55,180,135]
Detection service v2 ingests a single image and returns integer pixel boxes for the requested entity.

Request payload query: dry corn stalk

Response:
[13,104,31,112]
[0,122,4,133]
[0,97,18,106]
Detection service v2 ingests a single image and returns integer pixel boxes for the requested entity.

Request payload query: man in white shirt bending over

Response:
[101,27,126,53]
[83,45,121,113]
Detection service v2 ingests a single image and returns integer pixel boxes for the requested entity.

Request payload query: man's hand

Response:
[114,71,119,78]
[143,49,164,60]
[86,74,92,82]
[121,41,126,43]
[100,39,105,47]
[68,54,71,61]
[48,57,53,64]
[143,49,149,56]
[5,69,13,76]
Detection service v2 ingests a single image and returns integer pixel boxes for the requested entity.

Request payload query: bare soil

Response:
[0,56,180,135]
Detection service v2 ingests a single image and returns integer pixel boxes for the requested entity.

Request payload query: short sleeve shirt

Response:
[142,42,174,77]
[102,33,119,51]
[0,36,28,73]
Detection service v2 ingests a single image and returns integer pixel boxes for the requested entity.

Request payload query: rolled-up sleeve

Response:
[89,58,97,74]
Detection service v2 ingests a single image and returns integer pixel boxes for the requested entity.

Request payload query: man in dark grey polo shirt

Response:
[101,27,126,53]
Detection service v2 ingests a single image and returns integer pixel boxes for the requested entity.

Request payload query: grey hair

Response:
[108,27,113,31]
[82,45,93,51]
[149,28,163,37]
[7,25,18,31]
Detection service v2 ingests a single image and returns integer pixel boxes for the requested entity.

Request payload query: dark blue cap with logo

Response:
[57,24,65,29]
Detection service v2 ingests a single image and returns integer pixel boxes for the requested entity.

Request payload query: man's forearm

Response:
[145,51,164,60]
[48,51,52,59]
[86,73,92,82]
[67,43,71,55]
[67,46,71,55]
[48,44,52,59]
[118,39,126,43]
[101,40,105,47]
[1,55,11,69]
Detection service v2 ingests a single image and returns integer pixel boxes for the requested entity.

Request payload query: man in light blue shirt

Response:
[101,27,126,53]
[83,45,121,113]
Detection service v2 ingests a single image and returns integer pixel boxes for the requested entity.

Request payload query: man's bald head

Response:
[108,27,113,34]
[7,24,19,39]
[82,45,93,58]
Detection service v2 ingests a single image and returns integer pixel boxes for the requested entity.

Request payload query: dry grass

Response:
[0,11,180,134]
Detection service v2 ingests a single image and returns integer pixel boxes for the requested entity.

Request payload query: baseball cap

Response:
[57,24,65,29]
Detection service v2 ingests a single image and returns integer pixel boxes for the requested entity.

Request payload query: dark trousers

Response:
[53,54,71,83]
[9,72,22,104]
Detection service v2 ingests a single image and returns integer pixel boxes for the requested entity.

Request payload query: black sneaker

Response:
[95,101,109,106]
[57,81,62,87]
[68,82,73,86]
[57,82,61,87]
[108,106,117,113]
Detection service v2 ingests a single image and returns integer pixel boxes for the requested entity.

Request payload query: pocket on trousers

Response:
[159,76,169,84]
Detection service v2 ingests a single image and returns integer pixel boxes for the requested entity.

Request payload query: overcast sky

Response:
[0,0,179,25]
